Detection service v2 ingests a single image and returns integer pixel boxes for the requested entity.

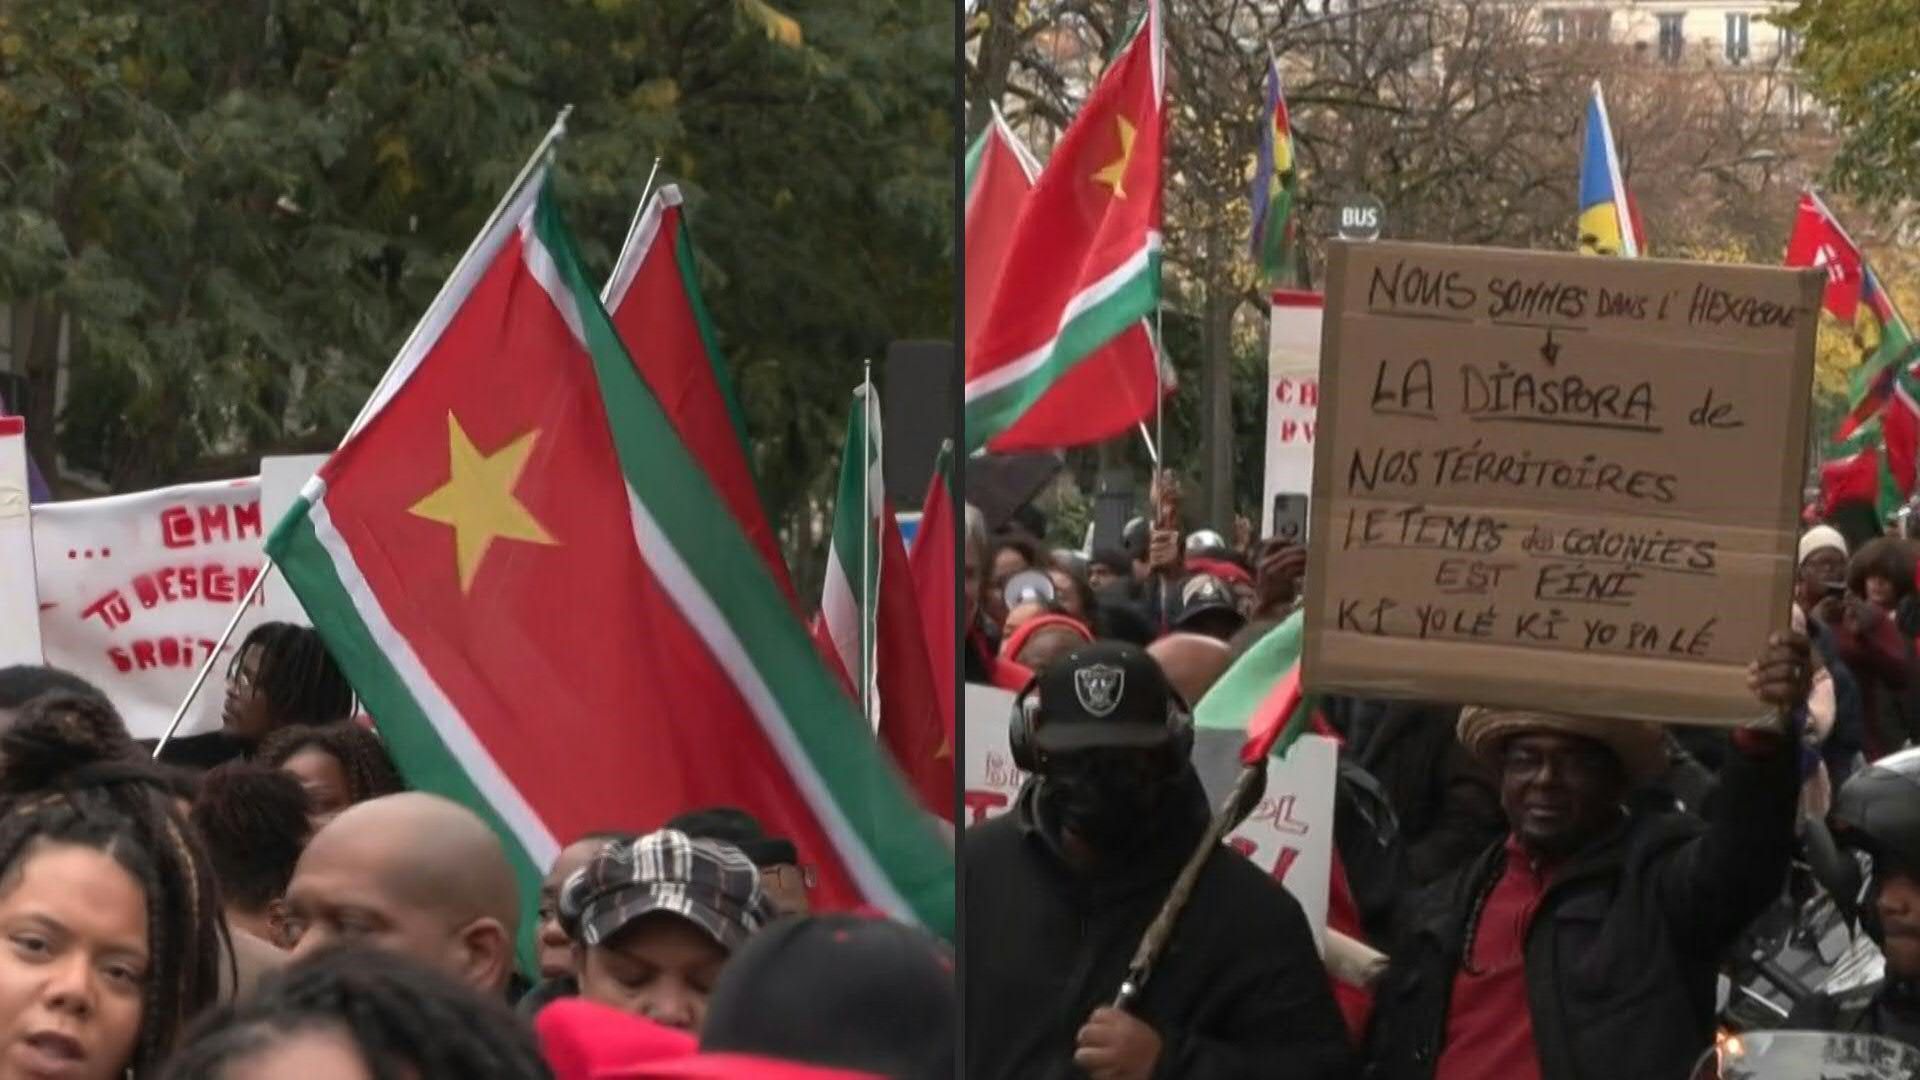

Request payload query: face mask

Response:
[1041,749,1170,852]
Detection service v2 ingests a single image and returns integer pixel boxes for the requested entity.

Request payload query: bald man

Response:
[284,792,521,994]
[1148,632,1233,707]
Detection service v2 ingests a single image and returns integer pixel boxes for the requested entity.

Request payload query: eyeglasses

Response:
[766,863,817,890]
[1501,744,1617,782]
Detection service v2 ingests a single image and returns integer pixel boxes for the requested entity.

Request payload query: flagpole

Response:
[614,156,666,279]
[860,360,876,731]
[153,107,575,761]
[347,107,573,440]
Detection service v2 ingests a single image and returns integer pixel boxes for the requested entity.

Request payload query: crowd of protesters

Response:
[963,484,1920,1078]
[0,632,953,1079]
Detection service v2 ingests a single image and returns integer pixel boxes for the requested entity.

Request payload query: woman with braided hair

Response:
[257,723,405,833]
[0,692,227,1078]
[156,944,551,1079]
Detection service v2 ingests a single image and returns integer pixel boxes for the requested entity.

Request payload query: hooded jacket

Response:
[963,766,1356,1079]
[1363,738,1797,1080]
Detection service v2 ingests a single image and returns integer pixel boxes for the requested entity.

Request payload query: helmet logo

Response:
[1074,664,1125,717]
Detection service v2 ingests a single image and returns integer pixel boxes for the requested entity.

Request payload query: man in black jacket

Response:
[1363,633,1809,1080]
[1791,749,1920,1049]
[964,641,1354,1080]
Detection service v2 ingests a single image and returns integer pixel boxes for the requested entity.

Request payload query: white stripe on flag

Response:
[307,489,559,869]
[964,235,1162,403]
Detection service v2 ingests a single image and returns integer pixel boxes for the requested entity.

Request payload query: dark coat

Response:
[1324,698,1505,887]
[1363,739,1797,1080]
[963,768,1356,1080]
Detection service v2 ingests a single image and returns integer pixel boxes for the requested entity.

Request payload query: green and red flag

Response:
[815,391,950,820]
[602,184,795,604]
[966,104,1168,454]
[1785,191,1918,445]
[1193,608,1315,762]
[965,106,1044,355]
[267,155,952,951]
[817,389,884,700]
[964,0,1165,453]
[907,441,957,777]
[1832,269,1917,444]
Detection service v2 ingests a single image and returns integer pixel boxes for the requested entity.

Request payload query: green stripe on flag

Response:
[964,250,1161,451]
[964,124,990,194]
[1195,609,1315,758]
[267,498,549,970]
[673,212,752,460]
[530,190,954,937]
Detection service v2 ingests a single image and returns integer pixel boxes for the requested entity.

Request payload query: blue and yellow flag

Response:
[1577,83,1642,257]
[1249,55,1297,283]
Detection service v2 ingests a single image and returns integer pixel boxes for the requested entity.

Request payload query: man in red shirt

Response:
[1364,633,1810,1079]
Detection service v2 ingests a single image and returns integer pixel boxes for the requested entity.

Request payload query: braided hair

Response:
[0,693,228,1073]
[157,944,552,1080]
[257,723,406,806]
[229,623,355,731]
[189,763,310,914]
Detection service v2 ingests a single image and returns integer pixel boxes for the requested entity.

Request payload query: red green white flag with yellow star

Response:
[264,157,954,951]
[963,0,1164,453]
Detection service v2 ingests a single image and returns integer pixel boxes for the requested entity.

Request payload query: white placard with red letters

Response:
[31,477,277,739]
[1262,289,1324,536]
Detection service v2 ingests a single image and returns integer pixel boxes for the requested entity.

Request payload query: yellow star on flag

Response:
[409,413,558,593]
[1092,115,1138,198]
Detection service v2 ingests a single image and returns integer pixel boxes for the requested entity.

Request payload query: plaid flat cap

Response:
[562,829,775,954]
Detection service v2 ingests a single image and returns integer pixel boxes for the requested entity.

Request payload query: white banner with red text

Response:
[1262,289,1324,538]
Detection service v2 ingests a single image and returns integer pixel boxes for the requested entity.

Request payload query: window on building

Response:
[1541,9,1566,45]
[1573,11,1609,41]
[1779,27,1800,61]
[1658,13,1685,64]
[1725,12,1750,64]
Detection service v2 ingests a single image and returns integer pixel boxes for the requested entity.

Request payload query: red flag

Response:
[1785,191,1865,323]
[965,108,1167,454]
[877,512,953,821]
[1821,445,1882,516]
[605,185,797,605]
[965,0,1166,452]
[267,175,951,938]
[1241,662,1303,765]
[907,447,957,767]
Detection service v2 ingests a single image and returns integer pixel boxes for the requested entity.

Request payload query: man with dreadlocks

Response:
[157,623,357,773]
[157,944,550,1079]
[0,692,227,1078]
[258,722,406,833]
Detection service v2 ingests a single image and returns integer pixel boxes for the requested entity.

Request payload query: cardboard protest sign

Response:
[962,682,1338,948]
[0,419,40,666]
[1263,289,1324,537]
[1304,241,1821,724]
[33,478,271,739]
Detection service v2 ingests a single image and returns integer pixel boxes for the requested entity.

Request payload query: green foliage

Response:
[1776,0,1920,209]
[0,0,950,571]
